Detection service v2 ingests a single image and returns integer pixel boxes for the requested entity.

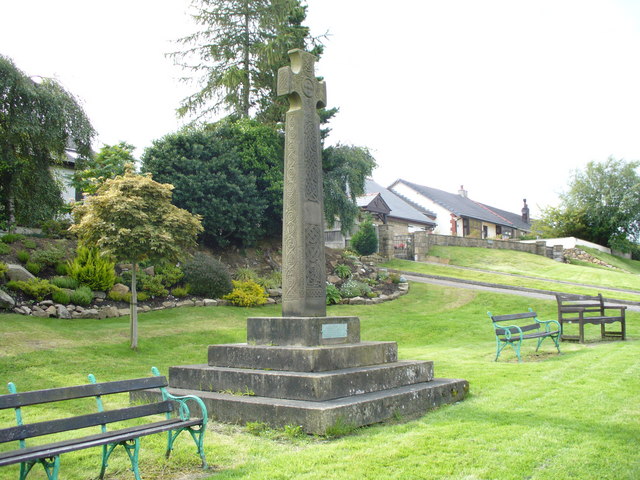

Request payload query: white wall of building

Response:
[391,183,454,235]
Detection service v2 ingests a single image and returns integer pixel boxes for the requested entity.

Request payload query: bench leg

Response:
[579,322,585,344]
[20,456,60,480]
[122,438,142,480]
[166,425,208,469]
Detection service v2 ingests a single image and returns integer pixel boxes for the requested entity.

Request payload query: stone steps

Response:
[135,379,468,435]
[168,361,434,402]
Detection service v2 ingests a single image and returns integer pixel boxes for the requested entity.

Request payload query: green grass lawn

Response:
[1,280,639,479]
[383,246,640,301]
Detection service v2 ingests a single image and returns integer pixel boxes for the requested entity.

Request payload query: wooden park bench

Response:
[0,367,207,480]
[556,293,626,343]
[488,308,561,362]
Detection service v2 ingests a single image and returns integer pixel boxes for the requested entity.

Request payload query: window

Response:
[462,218,470,236]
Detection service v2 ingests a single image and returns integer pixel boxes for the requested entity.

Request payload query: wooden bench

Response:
[0,367,207,480]
[556,293,626,343]
[488,309,561,362]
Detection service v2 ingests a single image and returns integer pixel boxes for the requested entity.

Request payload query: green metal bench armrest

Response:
[164,392,208,427]
[151,367,207,427]
[494,324,523,340]
[536,318,561,333]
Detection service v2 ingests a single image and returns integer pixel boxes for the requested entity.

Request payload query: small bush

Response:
[234,267,259,282]
[40,218,72,239]
[339,279,372,298]
[257,270,282,290]
[7,278,59,301]
[390,273,401,284]
[155,263,184,288]
[171,286,189,298]
[334,264,352,279]
[182,253,233,298]
[70,286,93,306]
[223,280,268,307]
[0,243,9,255]
[1,233,25,244]
[349,217,378,256]
[0,262,8,278]
[22,239,37,249]
[31,245,66,267]
[108,289,127,302]
[52,289,71,305]
[326,283,342,305]
[67,247,116,291]
[54,263,69,276]
[17,250,30,263]
[50,276,79,289]
[141,275,168,297]
[26,262,41,275]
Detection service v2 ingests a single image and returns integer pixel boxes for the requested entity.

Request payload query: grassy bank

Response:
[1,280,638,479]
[383,246,640,301]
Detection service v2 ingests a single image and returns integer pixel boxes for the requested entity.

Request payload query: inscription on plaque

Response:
[322,323,348,339]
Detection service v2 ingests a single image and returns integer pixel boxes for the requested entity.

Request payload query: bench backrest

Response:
[0,376,171,445]
[489,311,541,335]
[556,293,604,315]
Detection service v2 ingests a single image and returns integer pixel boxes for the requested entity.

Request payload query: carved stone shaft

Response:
[277,49,327,317]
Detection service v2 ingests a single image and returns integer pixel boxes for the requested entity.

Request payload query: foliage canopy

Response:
[73,142,135,195]
[0,55,94,227]
[170,0,324,124]
[534,157,640,251]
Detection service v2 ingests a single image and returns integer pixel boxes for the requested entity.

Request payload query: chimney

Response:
[522,199,530,223]
[458,185,468,198]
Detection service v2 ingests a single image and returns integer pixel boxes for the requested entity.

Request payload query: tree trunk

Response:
[241,0,251,117]
[130,263,138,350]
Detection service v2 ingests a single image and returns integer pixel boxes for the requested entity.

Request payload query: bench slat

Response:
[491,312,537,322]
[0,401,173,443]
[0,417,203,467]
[0,377,168,410]
[497,330,559,341]
[495,323,540,335]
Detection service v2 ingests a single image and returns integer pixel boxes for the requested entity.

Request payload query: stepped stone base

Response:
[134,316,468,434]
[135,379,467,435]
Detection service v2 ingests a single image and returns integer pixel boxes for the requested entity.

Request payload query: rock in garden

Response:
[45,306,57,317]
[111,283,130,295]
[56,305,71,319]
[6,264,35,282]
[203,299,218,307]
[0,289,16,309]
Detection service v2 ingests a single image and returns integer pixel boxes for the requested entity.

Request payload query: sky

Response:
[3,0,640,218]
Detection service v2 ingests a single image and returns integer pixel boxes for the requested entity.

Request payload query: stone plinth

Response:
[247,316,359,346]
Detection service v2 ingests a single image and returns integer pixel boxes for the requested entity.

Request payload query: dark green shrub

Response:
[223,280,268,307]
[22,239,37,249]
[182,253,233,298]
[349,217,378,256]
[50,276,79,289]
[1,233,25,244]
[26,262,41,275]
[40,218,73,238]
[67,247,116,291]
[17,250,30,263]
[52,289,71,305]
[7,278,59,301]
[70,286,93,306]
[31,245,66,267]
[326,284,342,305]
[0,243,9,255]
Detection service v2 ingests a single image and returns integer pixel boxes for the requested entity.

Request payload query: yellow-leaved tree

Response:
[70,165,203,349]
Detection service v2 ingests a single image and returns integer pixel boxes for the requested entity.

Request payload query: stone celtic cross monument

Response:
[278,49,327,317]
[151,50,468,434]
